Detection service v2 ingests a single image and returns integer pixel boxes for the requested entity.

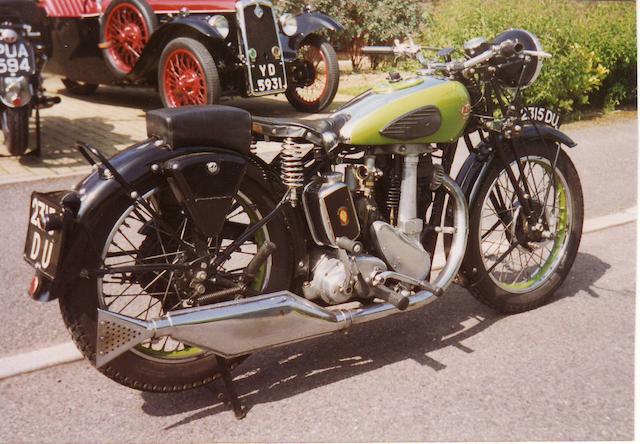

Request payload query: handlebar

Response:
[362,38,552,76]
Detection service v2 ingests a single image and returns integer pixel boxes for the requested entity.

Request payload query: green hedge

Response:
[422,0,636,115]
[275,0,423,70]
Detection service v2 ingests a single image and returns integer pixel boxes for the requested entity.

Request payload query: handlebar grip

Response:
[361,46,396,55]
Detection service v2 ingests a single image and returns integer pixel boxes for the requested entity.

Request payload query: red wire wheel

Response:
[162,49,208,106]
[100,0,157,78]
[286,37,340,113]
[158,37,221,108]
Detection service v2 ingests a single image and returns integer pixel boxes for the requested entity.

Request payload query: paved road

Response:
[1,222,634,441]
[0,80,635,441]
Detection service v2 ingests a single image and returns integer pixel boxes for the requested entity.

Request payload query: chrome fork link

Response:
[280,138,305,206]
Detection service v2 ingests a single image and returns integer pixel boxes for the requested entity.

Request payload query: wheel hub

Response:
[120,24,142,46]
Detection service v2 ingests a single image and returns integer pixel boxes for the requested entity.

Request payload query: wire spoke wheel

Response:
[479,156,572,293]
[285,37,339,113]
[462,142,583,314]
[104,3,150,74]
[98,189,269,363]
[162,49,208,106]
[294,44,328,104]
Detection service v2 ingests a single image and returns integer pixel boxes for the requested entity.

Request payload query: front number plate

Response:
[23,193,65,279]
[252,63,286,94]
[0,39,35,77]
[521,106,561,129]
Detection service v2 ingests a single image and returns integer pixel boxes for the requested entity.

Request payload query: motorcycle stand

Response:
[212,355,246,419]
[27,94,61,157]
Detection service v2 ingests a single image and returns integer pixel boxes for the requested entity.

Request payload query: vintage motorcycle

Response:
[0,0,59,156]
[24,29,582,414]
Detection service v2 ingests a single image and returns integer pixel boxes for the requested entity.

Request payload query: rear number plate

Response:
[0,39,35,77]
[24,193,65,279]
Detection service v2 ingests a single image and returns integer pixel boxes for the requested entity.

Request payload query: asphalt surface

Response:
[0,110,635,441]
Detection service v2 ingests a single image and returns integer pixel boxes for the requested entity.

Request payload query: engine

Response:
[301,157,439,306]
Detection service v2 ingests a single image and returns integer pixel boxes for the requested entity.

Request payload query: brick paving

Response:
[0,76,345,184]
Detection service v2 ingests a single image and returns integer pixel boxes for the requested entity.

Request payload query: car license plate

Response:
[521,106,561,128]
[251,62,286,94]
[0,38,35,77]
[23,192,66,279]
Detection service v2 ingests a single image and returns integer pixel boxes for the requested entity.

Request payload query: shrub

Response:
[275,0,423,71]
[421,0,636,115]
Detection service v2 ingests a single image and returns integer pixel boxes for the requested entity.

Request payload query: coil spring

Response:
[280,138,305,189]
[386,172,401,215]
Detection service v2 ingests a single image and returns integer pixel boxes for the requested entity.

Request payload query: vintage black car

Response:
[0,0,59,155]
[42,0,342,112]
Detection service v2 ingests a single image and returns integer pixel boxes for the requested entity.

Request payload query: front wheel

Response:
[158,37,221,107]
[461,142,584,313]
[285,37,339,113]
[58,175,293,391]
[2,107,29,156]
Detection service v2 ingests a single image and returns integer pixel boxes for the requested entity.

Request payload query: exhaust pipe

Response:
[96,176,468,368]
[97,289,437,368]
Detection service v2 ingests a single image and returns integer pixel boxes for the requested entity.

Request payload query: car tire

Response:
[158,37,221,107]
[285,35,339,113]
[100,0,158,78]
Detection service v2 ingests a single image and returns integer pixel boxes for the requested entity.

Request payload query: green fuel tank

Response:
[333,76,471,146]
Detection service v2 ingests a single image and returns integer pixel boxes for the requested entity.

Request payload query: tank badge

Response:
[254,4,264,18]
[337,207,350,226]
[461,103,472,118]
[272,46,282,60]
[248,48,257,62]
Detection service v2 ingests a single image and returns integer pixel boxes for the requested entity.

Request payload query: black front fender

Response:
[520,124,577,148]
[129,17,225,81]
[280,12,343,57]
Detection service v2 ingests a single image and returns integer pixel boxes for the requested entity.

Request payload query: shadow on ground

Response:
[140,251,609,427]
[4,116,140,168]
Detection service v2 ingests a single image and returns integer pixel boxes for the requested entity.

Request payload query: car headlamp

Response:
[279,13,298,37]
[207,15,229,39]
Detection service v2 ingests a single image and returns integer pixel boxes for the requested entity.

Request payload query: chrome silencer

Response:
[96,175,468,369]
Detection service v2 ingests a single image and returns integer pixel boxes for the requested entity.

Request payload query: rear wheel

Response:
[59,176,293,391]
[158,37,221,107]
[285,36,339,113]
[100,0,158,78]
[61,78,99,96]
[2,107,29,156]
[461,142,583,313]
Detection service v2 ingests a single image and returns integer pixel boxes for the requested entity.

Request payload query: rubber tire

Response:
[58,175,294,392]
[2,107,29,156]
[158,37,221,108]
[100,0,158,78]
[460,142,584,314]
[285,36,339,113]
[61,78,99,95]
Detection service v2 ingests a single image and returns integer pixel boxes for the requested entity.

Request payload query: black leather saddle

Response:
[146,105,349,152]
